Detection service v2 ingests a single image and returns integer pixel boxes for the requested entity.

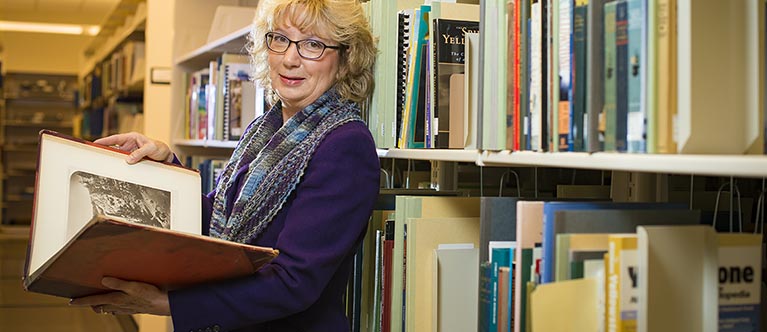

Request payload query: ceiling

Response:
[0,0,121,25]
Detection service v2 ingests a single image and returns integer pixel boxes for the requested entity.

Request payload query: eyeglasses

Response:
[265,32,341,60]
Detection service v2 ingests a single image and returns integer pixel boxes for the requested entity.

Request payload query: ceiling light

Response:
[0,20,100,36]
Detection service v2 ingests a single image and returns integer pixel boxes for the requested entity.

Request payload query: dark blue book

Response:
[614,0,629,152]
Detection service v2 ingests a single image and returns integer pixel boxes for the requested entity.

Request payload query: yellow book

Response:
[405,217,480,332]
[607,234,638,332]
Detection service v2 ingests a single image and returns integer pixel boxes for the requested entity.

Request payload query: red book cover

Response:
[381,238,394,332]
[24,215,278,298]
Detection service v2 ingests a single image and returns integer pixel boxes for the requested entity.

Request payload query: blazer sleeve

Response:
[168,123,380,331]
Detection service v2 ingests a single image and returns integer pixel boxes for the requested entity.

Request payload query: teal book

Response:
[626,0,645,152]
[478,261,499,332]
[614,0,629,152]
[603,1,617,151]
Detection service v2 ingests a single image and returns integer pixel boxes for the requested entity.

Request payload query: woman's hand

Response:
[94,132,174,164]
[69,277,171,316]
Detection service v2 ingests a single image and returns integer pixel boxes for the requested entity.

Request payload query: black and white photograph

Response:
[67,171,171,236]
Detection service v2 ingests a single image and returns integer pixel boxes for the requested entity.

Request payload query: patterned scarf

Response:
[209,89,363,243]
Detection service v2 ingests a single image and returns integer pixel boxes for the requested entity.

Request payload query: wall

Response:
[142,0,175,146]
[0,32,90,74]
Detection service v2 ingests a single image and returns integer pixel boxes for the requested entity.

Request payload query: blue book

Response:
[614,0,629,152]
[570,0,588,151]
[540,201,687,283]
[626,0,645,152]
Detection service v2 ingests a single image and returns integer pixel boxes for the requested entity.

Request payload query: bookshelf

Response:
[1,72,78,225]
[78,0,147,140]
[160,1,765,331]
[378,149,767,178]
[170,0,260,160]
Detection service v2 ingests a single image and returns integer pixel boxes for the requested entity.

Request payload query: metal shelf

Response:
[174,139,238,149]
[376,148,767,178]
[174,26,251,70]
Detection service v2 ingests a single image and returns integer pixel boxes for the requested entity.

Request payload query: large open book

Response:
[23,130,278,298]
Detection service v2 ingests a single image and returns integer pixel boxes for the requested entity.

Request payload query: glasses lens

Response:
[266,33,290,52]
[298,40,325,59]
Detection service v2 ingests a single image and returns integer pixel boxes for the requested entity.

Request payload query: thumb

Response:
[101,277,128,291]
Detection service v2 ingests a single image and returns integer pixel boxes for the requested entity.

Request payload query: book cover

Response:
[676,0,762,154]
[448,73,466,148]
[390,196,480,332]
[464,32,480,149]
[555,233,610,282]
[637,225,718,332]
[479,197,520,263]
[717,234,762,332]
[530,278,598,331]
[404,217,480,332]
[24,215,278,298]
[25,130,277,298]
[432,18,479,149]
[607,234,638,332]
[434,246,479,332]
[514,201,544,332]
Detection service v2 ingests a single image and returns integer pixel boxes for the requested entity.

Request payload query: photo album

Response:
[23,130,278,298]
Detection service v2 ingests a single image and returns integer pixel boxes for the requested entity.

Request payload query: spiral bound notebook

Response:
[396,9,413,144]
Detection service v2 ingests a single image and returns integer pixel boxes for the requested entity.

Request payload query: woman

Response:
[70,0,380,331]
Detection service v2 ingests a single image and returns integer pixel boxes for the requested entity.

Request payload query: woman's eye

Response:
[304,40,324,51]
[274,35,289,43]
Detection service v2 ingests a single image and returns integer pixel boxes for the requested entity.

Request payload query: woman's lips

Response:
[280,74,304,86]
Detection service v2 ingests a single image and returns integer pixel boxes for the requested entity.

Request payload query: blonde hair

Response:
[249,0,377,105]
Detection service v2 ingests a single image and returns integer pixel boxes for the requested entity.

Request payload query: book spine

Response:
[603,2,618,151]
[571,0,588,151]
[585,0,607,152]
[506,0,518,152]
[222,65,231,141]
[540,0,550,152]
[655,0,675,153]
[530,1,543,152]
[626,0,645,153]
[614,0,629,152]
[557,0,572,151]
[519,0,530,152]
[608,235,638,332]
[478,261,493,332]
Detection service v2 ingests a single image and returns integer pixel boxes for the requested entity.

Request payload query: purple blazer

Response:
[168,121,380,332]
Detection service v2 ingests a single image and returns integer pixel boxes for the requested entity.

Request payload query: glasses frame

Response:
[264,32,342,60]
